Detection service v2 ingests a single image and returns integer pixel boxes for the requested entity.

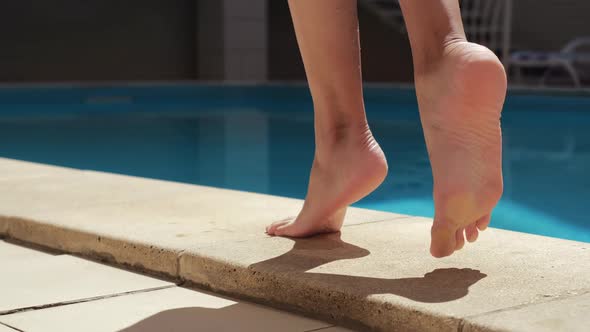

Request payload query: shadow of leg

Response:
[250,234,487,303]
[118,303,328,332]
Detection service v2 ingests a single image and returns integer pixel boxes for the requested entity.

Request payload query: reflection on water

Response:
[0,106,588,242]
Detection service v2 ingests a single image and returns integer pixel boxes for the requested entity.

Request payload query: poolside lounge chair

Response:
[364,0,590,87]
[460,0,590,87]
[509,37,590,87]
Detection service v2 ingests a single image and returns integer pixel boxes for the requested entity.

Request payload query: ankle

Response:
[317,120,370,143]
[319,118,373,146]
[314,122,375,163]
[412,37,469,77]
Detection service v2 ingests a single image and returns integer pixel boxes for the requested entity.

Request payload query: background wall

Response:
[0,0,588,83]
[511,0,590,51]
[0,0,196,81]
[267,2,414,82]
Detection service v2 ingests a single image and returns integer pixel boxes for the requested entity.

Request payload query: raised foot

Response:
[416,41,507,258]
[266,127,388,238]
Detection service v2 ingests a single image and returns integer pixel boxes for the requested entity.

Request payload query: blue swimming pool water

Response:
[1,85,589,242]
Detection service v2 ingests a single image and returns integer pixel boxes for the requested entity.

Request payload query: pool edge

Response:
[1,157,588,332]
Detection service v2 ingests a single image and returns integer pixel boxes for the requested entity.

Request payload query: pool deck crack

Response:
[456,319,466,332]
[0,285,176,317]
[0,322,24,332]
[175,249,186,278]
[463,288,590,321]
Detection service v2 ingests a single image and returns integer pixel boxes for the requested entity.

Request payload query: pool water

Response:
[1,85,589,243]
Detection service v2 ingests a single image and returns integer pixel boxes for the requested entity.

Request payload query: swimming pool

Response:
[1,84,589,243]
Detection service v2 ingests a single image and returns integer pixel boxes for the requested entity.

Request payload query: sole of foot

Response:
[416,41,506,258]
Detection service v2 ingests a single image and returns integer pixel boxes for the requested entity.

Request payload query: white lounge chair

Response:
[509,37,590,87]
[456,0,590,87]
[363,0,590,87]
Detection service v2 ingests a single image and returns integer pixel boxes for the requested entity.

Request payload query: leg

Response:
[399,0,506,257]
[266,0,387,237]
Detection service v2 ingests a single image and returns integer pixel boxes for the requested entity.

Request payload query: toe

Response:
[465,223,479,242]
[266,219,291,235]
[476,214,491,231]
[455,228,466,250]
[430,220,457,258]
[275,221,308,237]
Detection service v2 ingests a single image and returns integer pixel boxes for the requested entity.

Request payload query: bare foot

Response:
[266,125,388,237]
[416,41,506,257]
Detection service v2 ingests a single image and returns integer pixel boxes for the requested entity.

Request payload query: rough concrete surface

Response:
[464,292,590,332]
[179,220,589,331]
[1,286,340,332]
[0,159,399,276]
[1,241,353,332]
[0,324,17,332]
[1,158,588,331]
[0,240,172,313]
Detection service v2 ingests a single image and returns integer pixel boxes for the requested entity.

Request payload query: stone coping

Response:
[1,157,588,332]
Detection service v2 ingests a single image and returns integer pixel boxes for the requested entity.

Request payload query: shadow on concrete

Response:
[117,233,485,332]
[117,303,324,332]
[249,232,487,303]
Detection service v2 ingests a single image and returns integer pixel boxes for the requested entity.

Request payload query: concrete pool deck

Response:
[0,240,352,332]
[0,157,588,331]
